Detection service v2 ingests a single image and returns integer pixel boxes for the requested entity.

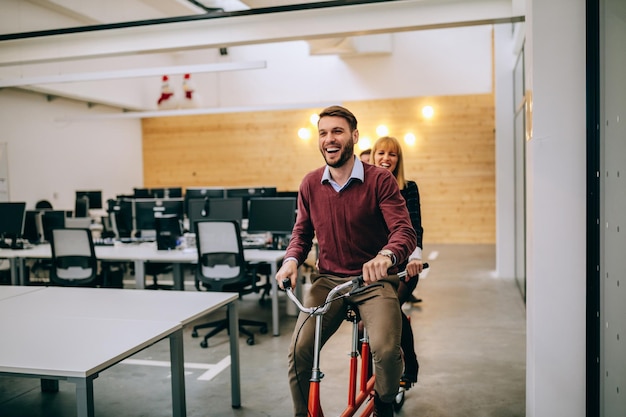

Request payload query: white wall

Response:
[525,0,587,415]
[0,89,143,211]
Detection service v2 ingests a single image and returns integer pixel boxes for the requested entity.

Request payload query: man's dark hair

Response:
[319,105,358,131]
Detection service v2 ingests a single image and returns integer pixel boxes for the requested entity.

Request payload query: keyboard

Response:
[93,238,115,246]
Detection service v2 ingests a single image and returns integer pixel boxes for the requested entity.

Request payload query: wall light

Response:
[422,105,434,119]
[376,125,389,137]
[404,133,416,146]
[358,137,372,151]
[309,113,319,126]
[298,127,311,140]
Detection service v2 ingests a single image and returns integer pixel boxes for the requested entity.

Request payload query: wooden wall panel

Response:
[142,94,495,244]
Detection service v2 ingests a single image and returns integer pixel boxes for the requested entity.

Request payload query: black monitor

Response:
[41,210,66,243]
[153,198,184,220]
[0,202,27,248]
[184,187,226,217]
[133,198,184,233]
[75,190,103,209]
[151,187,183,199]
[225,187,277,218]
[133,199,158,232]
[133,188,152,198]
[246,197,297,235]
[185,187,226,200]
[187,197,244,234]
[23,210,44,243]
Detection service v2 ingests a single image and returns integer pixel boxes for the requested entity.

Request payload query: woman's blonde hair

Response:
[370,136,406,189]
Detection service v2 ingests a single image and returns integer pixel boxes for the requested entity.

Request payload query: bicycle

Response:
[282,264,428,417]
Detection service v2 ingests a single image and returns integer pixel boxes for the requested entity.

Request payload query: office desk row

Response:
[0,286,240,417]
[0,243,287,336]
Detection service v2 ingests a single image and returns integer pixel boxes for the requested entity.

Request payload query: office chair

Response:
[35,200,53,209]
[191,220,268,347]
[49,228,100,287]
[144,262,174,290]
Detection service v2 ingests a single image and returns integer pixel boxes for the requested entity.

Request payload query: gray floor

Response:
[0,244,525,417]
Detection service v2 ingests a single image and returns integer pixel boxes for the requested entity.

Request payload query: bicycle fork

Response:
[341,311,375,417]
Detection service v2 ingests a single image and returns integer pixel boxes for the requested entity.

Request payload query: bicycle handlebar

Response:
[282,263,429,316]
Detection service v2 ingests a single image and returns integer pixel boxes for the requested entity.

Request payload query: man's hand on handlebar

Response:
[276,258,299,290]
[361,254,393,284]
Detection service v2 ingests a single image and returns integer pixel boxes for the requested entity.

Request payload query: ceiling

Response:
[0,0,524,112]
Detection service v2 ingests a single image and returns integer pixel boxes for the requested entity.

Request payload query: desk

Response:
[0,287,240,417]
[1,244,287,336]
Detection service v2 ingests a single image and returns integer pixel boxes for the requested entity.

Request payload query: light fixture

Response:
[298,128,311,140]
[422,105,434,119]
[309,113,319,126]
[358,137,372,151]
[404,133,416,146]
[0,61,267,88]
[376,125,389,137]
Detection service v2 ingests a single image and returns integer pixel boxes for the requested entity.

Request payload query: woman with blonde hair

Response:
[370,135,424,386]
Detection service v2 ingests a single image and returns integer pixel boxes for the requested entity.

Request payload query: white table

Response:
[0,287,240,417]
[1,244,287,336]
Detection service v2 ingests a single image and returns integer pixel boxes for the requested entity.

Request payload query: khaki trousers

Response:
[287,274,403,417]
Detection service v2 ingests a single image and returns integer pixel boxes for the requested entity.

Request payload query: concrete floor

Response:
[0,244,525,417]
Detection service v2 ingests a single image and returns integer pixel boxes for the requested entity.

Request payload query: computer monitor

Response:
[133,188,152,198]
[246,197,297,235]
[0,202,27,248]
[153,198,184,220]
[151,187,183,199]
[23,210,44,243]
[187,197,244,234]
[184,187,226,217]
[185,187,226,200]
[225,187,277,218]
[133,198,184,234]
[133,199,158,232]
[75,190,103,209]
[41,210,66,243]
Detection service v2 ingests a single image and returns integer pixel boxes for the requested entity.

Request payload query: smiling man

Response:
[275,105,417,417]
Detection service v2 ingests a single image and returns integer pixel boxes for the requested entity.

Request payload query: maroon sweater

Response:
[285,162,417,277]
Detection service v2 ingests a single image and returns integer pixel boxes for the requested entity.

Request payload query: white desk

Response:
[0,287,240,417]
[1,244,287,336]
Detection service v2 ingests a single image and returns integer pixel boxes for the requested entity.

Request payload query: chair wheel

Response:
[393,389,405,411]
[260,326,268,334]
[246,337,255,345]
[191,330,198,338]
[200,340,208,348]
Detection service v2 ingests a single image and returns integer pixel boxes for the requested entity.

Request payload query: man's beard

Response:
[323,140,354,168]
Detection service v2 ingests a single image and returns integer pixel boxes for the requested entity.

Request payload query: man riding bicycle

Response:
[276,105,417,417]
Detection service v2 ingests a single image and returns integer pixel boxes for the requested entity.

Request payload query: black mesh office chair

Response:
[49,228,100,287]
[191,220,268,347]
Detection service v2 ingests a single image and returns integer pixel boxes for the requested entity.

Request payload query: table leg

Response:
[173,264,184,290]
[270,262,280,336]
[169,328,186,417]
[227,302,241,408]
[134,260,145,289]
[10,258,20,285]
[70,376,95,417]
